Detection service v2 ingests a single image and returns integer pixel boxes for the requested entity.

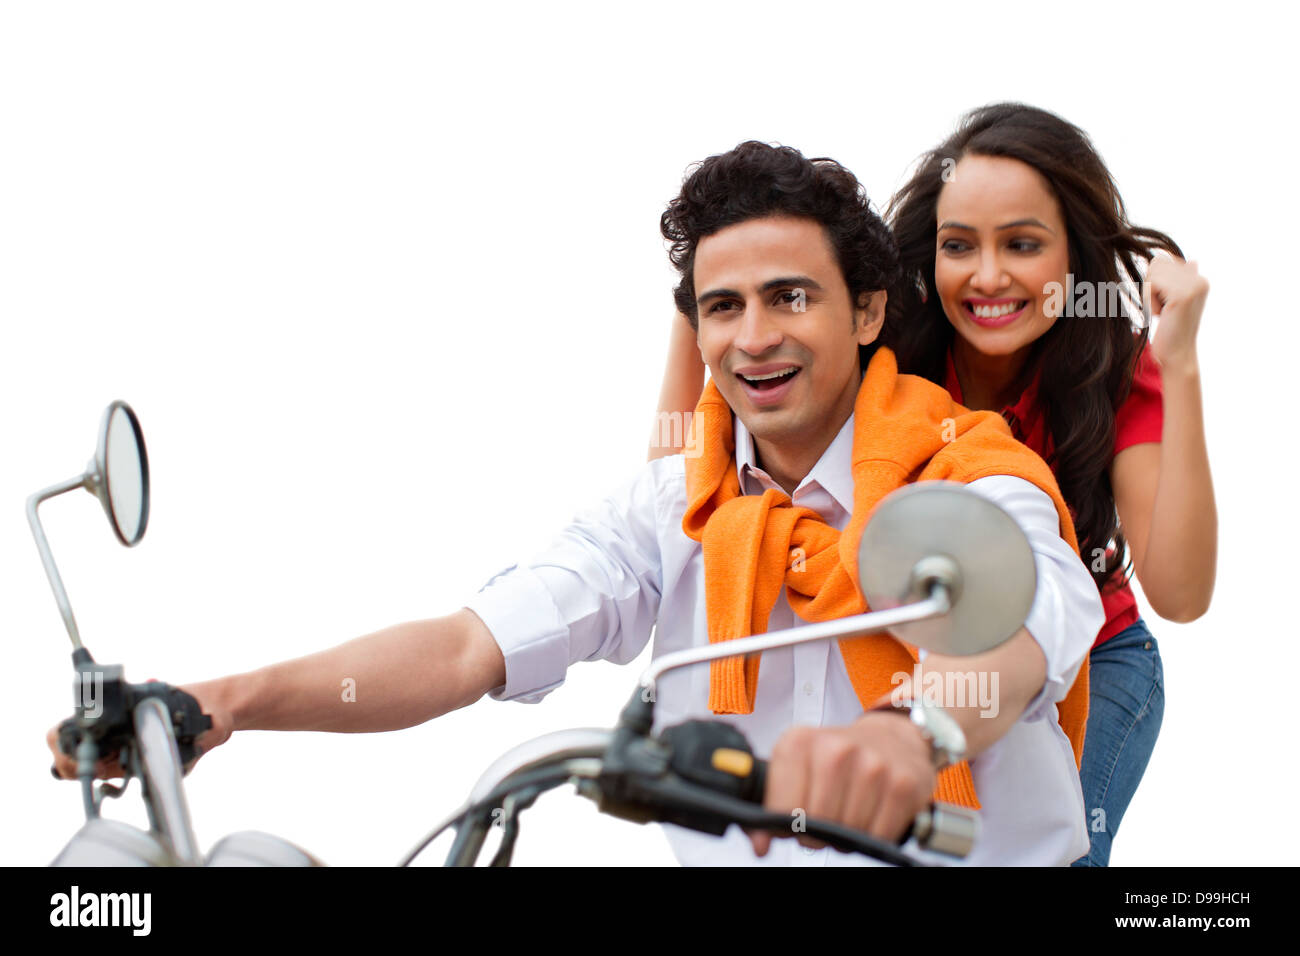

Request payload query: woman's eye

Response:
[1009,239,1041,253]
[939,239,970,254]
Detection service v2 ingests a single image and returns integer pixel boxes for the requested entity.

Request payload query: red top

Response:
[943,343,1164,648]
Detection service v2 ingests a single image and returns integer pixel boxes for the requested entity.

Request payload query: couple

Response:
[49,103,1215,867]
[648,103,1216,866]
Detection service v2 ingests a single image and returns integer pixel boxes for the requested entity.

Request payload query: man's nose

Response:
[732,302,783,355]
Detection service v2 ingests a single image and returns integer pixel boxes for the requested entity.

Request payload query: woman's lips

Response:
[963,299,1029,328]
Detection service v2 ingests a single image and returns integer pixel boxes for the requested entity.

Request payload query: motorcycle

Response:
[34,401,1039,866]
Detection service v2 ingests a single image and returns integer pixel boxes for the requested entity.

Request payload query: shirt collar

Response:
[733,409,856,515]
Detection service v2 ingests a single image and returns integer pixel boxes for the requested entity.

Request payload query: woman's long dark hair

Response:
[882,103,1182,592]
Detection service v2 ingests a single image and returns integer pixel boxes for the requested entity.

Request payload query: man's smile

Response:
[734,363,803,405]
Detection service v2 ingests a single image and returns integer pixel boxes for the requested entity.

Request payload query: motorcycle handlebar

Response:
[429,719,979,866]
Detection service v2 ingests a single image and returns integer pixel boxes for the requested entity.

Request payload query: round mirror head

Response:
[857,481,1036,656]
[93,401,150,547]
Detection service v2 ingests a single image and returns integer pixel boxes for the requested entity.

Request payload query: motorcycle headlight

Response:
[204,831,324,866]
[50,819,176,867]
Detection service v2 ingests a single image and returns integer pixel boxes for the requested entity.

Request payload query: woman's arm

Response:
[647,312,707,461]
[1111,259,1217,622]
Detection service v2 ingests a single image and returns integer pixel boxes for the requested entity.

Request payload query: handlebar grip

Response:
[54,682,212,771]
[748,752,976,856]
[660,719,977,858]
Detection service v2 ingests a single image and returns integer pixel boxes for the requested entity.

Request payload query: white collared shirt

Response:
[465,410,1103,866]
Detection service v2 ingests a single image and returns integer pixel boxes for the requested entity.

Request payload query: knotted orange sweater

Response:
[681,345,1089,808]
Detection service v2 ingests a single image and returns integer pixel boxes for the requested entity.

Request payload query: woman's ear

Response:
[855,290,887,345]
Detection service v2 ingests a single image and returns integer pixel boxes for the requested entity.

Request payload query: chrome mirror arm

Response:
[26,474,94,653]
[637,586,952,699]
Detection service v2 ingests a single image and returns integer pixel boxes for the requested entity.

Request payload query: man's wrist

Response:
[867,697,966,770]
[185,672,251,732]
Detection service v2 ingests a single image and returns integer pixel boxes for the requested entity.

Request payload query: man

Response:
[50,141,1102,866]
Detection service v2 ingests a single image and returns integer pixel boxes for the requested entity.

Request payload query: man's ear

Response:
[855,290,887,345]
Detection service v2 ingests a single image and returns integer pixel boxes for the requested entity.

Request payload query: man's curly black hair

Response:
[661,141,900,370]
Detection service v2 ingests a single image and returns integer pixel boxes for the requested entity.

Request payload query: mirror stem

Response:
[26,473,93,651]
[637,587,952,698]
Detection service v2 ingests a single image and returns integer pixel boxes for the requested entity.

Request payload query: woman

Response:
[648,105,1217,866]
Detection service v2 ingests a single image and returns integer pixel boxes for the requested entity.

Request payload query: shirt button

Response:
[1144,641,1152,650]
[802,681,815,696]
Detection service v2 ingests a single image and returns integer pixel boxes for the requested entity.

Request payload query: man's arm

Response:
[49,609,505,779]
[753,476,1103,855]
[189,609,505,733]
[50,455,668,778]
[882,624,1046,758]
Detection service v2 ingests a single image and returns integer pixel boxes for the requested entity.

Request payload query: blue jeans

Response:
[1070,617,1164,866]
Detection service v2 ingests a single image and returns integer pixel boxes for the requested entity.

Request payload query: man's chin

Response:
[732,407,800,446]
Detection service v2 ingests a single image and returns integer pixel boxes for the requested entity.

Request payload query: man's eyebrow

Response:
[696,276,823,306]
[697,287,740,306]
[938,219,1055,233]
[761,276,822,293]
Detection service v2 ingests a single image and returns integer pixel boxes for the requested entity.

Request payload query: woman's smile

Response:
[963,297,1030,328]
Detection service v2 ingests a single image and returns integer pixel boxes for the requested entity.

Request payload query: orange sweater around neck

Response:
[681,345,1089,809]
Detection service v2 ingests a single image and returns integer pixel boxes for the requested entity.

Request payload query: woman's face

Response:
[934,154,1070,362]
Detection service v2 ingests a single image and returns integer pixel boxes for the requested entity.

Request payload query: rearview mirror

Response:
[92,401,150,547]
[858,481,1035,657]
[27,400,152,654]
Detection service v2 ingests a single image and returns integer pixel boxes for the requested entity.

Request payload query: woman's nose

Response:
[971,251,1009,293]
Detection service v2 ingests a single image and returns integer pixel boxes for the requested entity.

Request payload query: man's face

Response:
[693,215,883,460]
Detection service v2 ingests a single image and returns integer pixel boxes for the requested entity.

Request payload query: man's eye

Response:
[708,300,737,314]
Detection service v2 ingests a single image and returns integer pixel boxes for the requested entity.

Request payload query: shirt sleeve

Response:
[462,458,668,704]
[1114,343,1164,453]
[960,475,1105,722]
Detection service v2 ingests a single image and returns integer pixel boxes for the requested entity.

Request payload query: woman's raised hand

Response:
[1144,257,1209,374]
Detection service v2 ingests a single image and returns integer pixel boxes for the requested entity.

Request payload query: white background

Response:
[2,1,1294,867]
